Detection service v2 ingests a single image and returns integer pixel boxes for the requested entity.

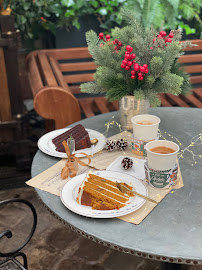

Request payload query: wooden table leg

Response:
[162,262,181,270]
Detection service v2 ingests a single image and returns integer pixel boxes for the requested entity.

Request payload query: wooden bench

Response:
[159,39,202,108]
[26,40,202,131]
[26,47,118,131]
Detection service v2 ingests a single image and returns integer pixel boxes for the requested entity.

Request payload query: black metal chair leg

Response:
[162,262,181,270]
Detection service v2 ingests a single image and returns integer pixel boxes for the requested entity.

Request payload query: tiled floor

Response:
[0,187,201,270]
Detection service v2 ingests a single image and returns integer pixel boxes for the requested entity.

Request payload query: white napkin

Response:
[107,156,146,181]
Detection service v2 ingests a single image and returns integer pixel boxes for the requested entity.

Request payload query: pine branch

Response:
[80,82,106,94]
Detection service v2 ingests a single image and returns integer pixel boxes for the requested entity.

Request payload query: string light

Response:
[103,116,202,167]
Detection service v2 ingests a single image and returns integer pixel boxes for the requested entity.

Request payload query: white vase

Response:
[119,96,150,131]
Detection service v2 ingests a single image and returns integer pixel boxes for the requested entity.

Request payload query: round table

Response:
[32,108,202,266]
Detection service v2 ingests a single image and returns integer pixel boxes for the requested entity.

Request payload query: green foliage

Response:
[80,9,194,106]
[3,0,126,47]
[125,0,202,37]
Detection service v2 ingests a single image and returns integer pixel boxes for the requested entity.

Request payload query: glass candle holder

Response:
[67,137,75,154]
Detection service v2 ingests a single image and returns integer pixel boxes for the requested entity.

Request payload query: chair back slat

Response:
[28,55,43,97]
[185,65,202,74]
[64,73,94,84]
[48,56,69,90]
[183,40,202,51]
[179,54,202,63]
[41,47,91,60]
[37,53,58,86]
[59,62,97,72]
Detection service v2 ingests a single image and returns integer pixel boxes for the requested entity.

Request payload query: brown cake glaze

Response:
[77,173,134,210]
[52,124,91,152]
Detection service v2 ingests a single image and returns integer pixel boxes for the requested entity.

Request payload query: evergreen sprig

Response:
[80,9,194,106]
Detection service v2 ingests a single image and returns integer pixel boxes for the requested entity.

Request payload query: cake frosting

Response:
[77,172,134,210]
[52,124,91,152]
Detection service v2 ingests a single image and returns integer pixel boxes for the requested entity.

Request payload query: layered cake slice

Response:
[77,173,134,210]
[52,124,91,152]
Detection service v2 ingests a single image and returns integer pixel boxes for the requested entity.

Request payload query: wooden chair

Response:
[27,40,202,131]
[159,39,202,108]
[26,47,118,131]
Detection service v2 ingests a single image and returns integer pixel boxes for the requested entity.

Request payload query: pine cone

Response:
[116,139,128,150]
[105,140,116,151]
[121,157,133,170]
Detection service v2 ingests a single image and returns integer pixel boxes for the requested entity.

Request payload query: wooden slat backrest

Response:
[179,40,202,85]
[27,55,43,97]
[48,56,69,90]
[37,53,58,86]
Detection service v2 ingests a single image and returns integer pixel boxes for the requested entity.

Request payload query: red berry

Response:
[165,38,172,43]
[106,34,110,40]
[121,64,126,68]
[125,54,131,60]
[150,47,153,49]
[157,34,163,39]
[169,33,174,38]
[143,64,148,68]
[138,76,143,80]
[131,53,136,59]
[134,64,139,71]
[125,51,130,56]
[159,31,167,37]
[125,66,130,71]
[131,70,136,75]
[132,60,136,63]
[140,66,145,72]
[112,40,116,44]
[114,46,117,50]
[122,59,127,64]
[126,45,133,52]
[152,38,156,43]
[138,72,142,77]
[128,61,133,66]
[144,68,149,74]
[118,41,123,47]
[99,33,104,39]
[131,75,136,79]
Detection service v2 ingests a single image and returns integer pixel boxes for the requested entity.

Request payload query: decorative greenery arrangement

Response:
[81,9,194,106]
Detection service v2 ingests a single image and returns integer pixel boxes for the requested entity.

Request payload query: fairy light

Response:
[103,116,202,166]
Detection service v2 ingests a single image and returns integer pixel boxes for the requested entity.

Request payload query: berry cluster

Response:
[112,38,123,52]
[99,33,123,52]
[151,31,174,49]
[121,45,149,80]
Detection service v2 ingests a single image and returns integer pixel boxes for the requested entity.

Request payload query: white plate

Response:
[60,170,148,218]
[38,128,106,158]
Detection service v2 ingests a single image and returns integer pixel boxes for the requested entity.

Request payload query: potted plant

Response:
[80,9,194,130]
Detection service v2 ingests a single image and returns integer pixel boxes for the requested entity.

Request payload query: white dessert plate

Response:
[60,170,148,218]
[38,128,106,158]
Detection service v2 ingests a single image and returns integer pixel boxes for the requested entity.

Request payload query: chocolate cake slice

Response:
[52,124,91,152]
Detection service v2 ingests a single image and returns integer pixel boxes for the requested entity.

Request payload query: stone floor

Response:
[0,187,201,270]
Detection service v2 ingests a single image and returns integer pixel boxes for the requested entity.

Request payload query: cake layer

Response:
[77,173,133,210]
[52,124,91,152]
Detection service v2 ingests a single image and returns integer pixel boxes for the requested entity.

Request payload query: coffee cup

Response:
[145,140,179,170]
[131,114,160,141]
[145,140,179,188]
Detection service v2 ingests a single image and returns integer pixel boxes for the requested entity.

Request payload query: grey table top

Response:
[32,107,202,264]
